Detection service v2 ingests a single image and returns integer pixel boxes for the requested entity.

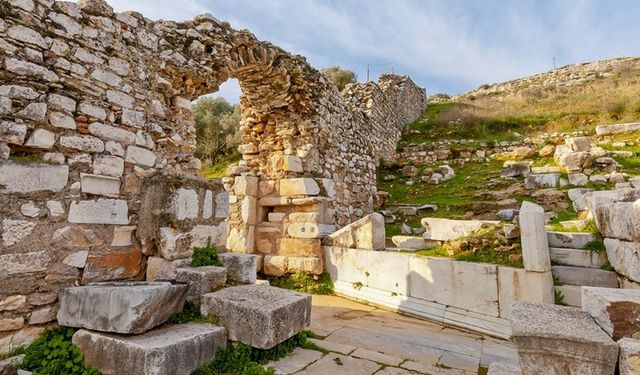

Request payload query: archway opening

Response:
[193,79,242,179]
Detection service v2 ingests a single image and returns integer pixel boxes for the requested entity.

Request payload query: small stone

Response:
[63,251,89,268]
[2,219,36,247]
[48,111,76,129]
[0,295,26,311]
[0,121,27,145]
[48,93,76,112]
[24,128,55,149]
[20,202,40,217]
[125,145,156,167]
[60,135,104,152]
[16,102,46,122]
[28,305,58,324]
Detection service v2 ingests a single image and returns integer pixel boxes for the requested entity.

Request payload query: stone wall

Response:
[0,0,425,350]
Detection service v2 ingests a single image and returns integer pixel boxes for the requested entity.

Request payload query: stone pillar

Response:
[226,175,259,253]
[519,201,551,272]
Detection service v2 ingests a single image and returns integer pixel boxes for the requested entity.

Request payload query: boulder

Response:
[582,287,640,340]
[201,284,311,349]
[604,238,640,283]
[546,232,596,249]
[524,173,559,189]
[538,145,555,157]
[496,208,517,221]
[58,282,188,334]
[420,218,483,241]
[175,266,227,304]
[567,173,588,186]
[219,253,257,284]
[558,152,592,173]
[618,338,640,375]
[500,161,530,178]
[566,137,592,152]
[72,323,226,375]
[510,302,618,375]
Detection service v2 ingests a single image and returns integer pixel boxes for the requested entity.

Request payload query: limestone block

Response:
[0,318,24,332]
[63,251,88,268]
[106,90,134,108]
[278,237,321,256]
[524,173,559,189]
[0,295,26,311]
[58,282,188,334]
[7,25,46,48]
[81,248,142,283]
[19,202,40,217]
[60,135,104,152]
[596,201,640,242]
[203,190,213,219]
[159,227,191,260]
[72,323,226,375]
[233,175,258,196]
[146,257,191,281]
[263,255,288,276]
[201,284,311,349]
[0,122,27,145]
[552,266,618,288]
[24,129,55,149]
[214,191,229,218]
[549,247,606,268]
[618,338,640,375]
[112,226,136,246]
[605,238,640,283]
[255,225,281,254]
[48,93,76,112]
[287,256,323,275]
[219,253,257,284]
[28,305,57,324]
[241,195,258,225]
[582,287,640,340]
[0,251,50,275]
[79,103,107,120]
[500,161,531,178]
[125,145,156,167]
[88,123,136,144]
[510,302,618,375]
[286,222,335,239]
[519,201,550,272]
[171,188,199,220]
[279,178,320,196]
[1,219,36,247]
[80,173,121,197]
[17,102,47,122]
[68,199,128,224]
[0,161,68,192]
[226,224,255,253]
[270,154,303,172]
[319,178,336,197]
[487,362,522,375]
[567,188,593,212]
[546,231,596,249]
[323,213,385,250]
[410,256,499,316]
[566,137,591,152]
[421,217,483,241]
[52,226,102,248]
[93,155,124,177]
[497,267,554,318]
[391,235,426,249]
[558,152,593,173]
[268,212,285,222]
[175,266,226,304]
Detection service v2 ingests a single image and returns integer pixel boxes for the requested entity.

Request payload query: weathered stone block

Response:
[551,266,618,288]
[80,173,120,197]
[510,302,618,375]
[0,122,26,146]
[201,284,311,349]
[618,338,640,375]
[2,219,36,247]
[596,201,640,241]
[93,155,124,177]
[278,237,320,256]
[323,213,385,250]
[24,129,55,149]
[524,173,560,189]
[233,175,258,196]
[81,248,142,283]
[391,235,426,249]
[487,362,522,375]
[497,267,554,318]
[146,257,191,281]
[605,238,640,283]
[68,199,128,224]
[582,287,640,340]
[58,282,188,334]
[72,323,226,375]
[286,222,335,239]
[170,188,199,220]
[546,231,596,249]
[0,251,50,276]
[279,178,320,196]
[219,253,257,284]
[421,217,483,241]
[125,145,156,167]
[0,161,68,193]
[60,135,103,152]
[519,201,550,272]
[175,266,226,304]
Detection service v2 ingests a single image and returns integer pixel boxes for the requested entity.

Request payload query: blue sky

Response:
[109,0,640,103]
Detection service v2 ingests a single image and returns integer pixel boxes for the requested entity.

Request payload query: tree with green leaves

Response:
[321,65,357,91]
[192,97,241,165]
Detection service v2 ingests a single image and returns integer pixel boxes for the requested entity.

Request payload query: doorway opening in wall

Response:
[194,78,242,179]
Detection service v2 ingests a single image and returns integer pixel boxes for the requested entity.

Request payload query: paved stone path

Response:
[267,295,520,375]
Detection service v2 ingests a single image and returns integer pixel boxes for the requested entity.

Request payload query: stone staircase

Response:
[547,231,619,307]
[53,253,311,375]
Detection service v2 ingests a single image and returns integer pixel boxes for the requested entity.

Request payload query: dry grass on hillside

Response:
[452,58,640,134]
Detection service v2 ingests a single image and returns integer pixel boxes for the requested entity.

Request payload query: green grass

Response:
[193,331,323,375]
[404,246,451,258]
[585,238,606,253]
[267,272,334,295]
[555,289,567,306]
[0,346,26,361]
[191,242,223,267]
[201,155,240,179]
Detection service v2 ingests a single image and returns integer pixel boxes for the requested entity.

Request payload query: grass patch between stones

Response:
[191,241,223,267]
[167,301,219,325]
[267,272,334,295]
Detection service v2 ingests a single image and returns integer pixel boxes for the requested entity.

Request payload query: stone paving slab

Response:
[265,348,324,375]
[351,348,404,366]
[308,338,355,354]
[296,352,380,375]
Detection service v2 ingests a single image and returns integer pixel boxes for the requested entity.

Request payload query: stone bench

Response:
[510,301,618,374]
[201,284,311,349]
[73,323,226,375]
[58,282,188,334]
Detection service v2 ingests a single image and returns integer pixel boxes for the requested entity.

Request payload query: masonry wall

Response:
[0,0,425,349]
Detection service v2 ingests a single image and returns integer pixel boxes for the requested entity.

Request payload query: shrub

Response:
[19,327,100,375]
[320,66,357,91]
[191,240,223,267]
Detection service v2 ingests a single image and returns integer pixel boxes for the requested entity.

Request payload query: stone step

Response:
[547,231,597,249]
[57,282,188,334]
[551,266,619,288]
[201,284,311,349]
[549,247,607,268]
[73,323,226,375]
[555,285,582,307]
